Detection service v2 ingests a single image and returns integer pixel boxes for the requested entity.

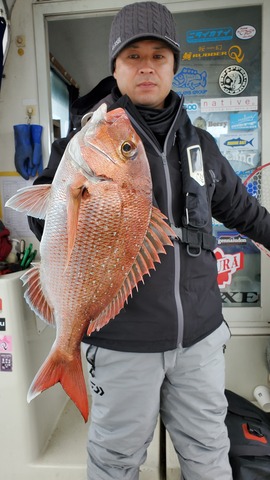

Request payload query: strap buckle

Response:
[170,225,216,256]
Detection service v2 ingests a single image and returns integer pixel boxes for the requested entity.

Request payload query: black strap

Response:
[171,225,216,256]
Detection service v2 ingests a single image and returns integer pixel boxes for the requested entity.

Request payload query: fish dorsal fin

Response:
[21,265,55,326]
[5,184,51,219]
[87,206,175,335]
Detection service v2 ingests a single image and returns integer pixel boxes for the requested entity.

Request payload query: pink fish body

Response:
[5,104,175,421]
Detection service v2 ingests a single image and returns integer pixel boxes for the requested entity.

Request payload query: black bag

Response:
[225,389,270,479]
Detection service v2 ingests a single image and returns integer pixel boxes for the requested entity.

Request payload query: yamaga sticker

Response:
[219,65,248,96]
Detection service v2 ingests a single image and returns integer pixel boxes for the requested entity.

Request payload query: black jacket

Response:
[28,80,270,351]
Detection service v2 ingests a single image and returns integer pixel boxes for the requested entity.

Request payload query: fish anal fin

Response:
[87,206,176,335]
[5,184,51,219]
[27,347,89,422]
[21,265,55,326]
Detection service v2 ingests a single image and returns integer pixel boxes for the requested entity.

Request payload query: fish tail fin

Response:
[27,348,89,422]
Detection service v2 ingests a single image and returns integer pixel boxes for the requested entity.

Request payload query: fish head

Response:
[76,104,152,196]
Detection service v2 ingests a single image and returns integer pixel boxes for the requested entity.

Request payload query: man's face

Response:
[113,39,175,109]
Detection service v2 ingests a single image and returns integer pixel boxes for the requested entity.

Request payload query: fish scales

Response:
[5,104,175,421]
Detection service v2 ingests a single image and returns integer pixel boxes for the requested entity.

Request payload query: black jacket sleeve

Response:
[199,129,270,250]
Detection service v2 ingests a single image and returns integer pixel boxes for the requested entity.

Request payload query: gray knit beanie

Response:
[109,1,181,74]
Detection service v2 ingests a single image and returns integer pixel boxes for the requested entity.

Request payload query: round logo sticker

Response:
[219,65,248,96]
[236,25,256,40]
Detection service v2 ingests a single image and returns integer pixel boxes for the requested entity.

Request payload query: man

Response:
[28,2,270,479]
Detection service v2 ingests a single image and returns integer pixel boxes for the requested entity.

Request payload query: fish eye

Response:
[121,141,137,159]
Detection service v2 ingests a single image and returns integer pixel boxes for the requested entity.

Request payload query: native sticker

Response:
[236,25,256,40]
[187,145,205,186]
[0,353,12,372]
[219,65,248,96]
[201,96,257,113]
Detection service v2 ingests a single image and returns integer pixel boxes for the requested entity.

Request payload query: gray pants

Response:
[85,321,232,480]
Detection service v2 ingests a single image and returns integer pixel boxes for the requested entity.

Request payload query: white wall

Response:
[0,0,39,174]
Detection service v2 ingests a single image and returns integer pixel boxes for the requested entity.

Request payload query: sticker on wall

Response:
[173,67,207,96]
[0,353,12,372]
[186,27,233,43]
[182,49,227,61]
[217,232,247,247]
[236,25,256,40]
[214,247,244,289]
[207,120,228,139]
[221,291,259,305]
[208,120,228,130]
[0,335,12,352]
[201,96,257,113]
[219,65,248,96]
[0,318,6,331]
[193,116,207,129]
[219,132,258,150]
[184,102,199,112]
[228,45,244,63]
[216,231,257,254]
[230,112,258,130]
[223,150,259,172]
[182,45,244,63]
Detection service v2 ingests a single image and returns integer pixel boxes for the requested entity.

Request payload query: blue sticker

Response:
[186,27,233,44]
[173,68,207,96]
[183,102,199,111]
[230,112,258,130]
[215,231,257,254]
[220,133,258,150]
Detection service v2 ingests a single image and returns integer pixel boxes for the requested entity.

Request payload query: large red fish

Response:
[5,104,175,421]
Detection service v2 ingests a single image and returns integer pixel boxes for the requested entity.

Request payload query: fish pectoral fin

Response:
[27,347,89,422]
[21,265,55,326]
[5,184,51,219]
[66,177,90,264]
[87,206,176,336]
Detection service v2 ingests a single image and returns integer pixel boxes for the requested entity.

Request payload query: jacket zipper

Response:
[127,109,184,347]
